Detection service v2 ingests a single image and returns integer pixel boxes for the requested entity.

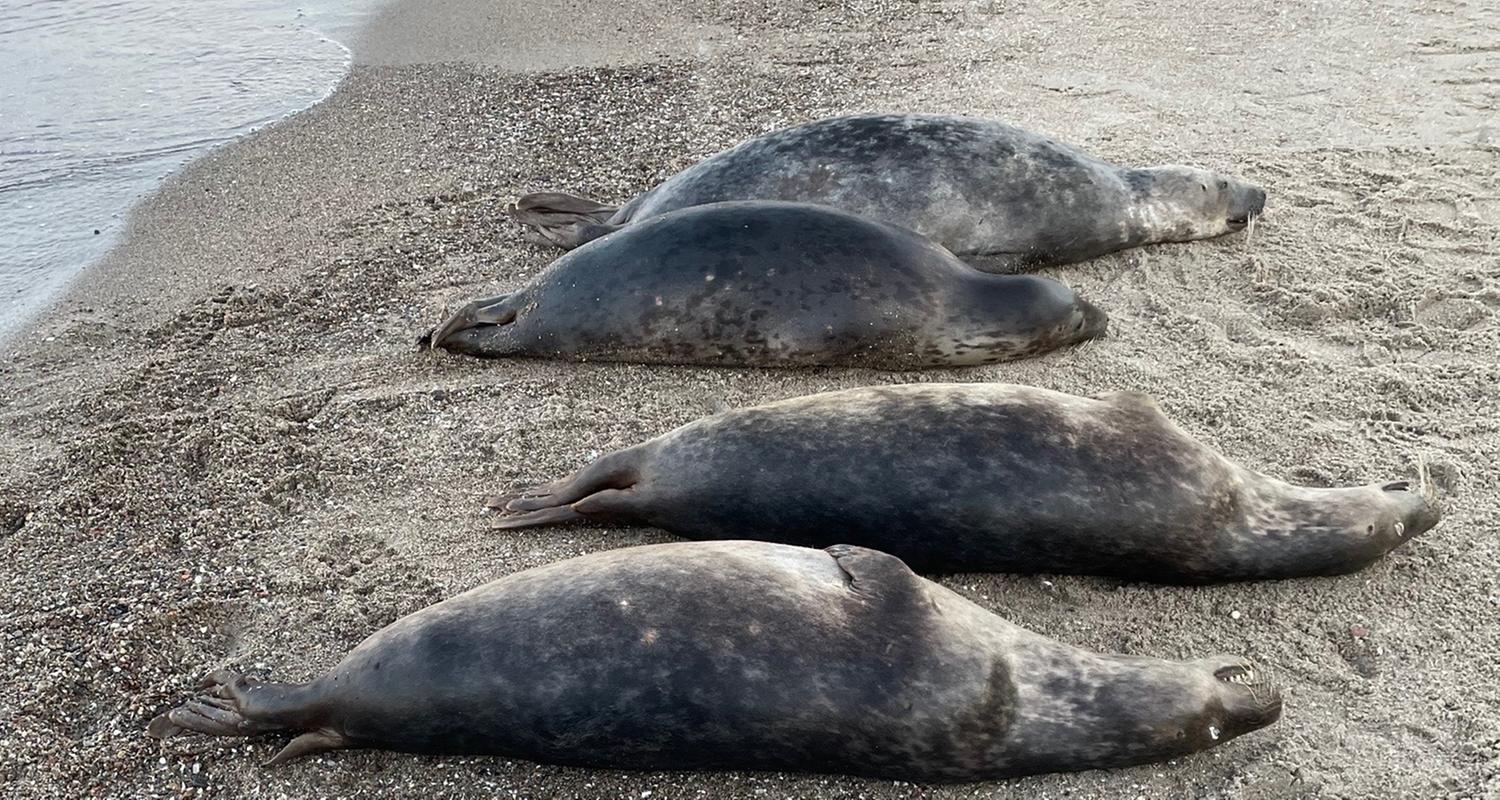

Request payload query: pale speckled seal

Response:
[511,114,1268,270]
[423,201,1106,369]
[494,384,1441,582]
[148,541,1282,779]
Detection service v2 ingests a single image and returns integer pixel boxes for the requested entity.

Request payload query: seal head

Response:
[1004,652,1282,773]
[1125,166,1268,240]
[1227,479,1442,577]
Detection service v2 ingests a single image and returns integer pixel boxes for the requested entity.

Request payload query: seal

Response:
[510,114,1268,270]
[148,540,1282,778]
[493,384,1441,582]
[423,201,1106,368]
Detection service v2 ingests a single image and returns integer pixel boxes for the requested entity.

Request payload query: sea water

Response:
[0,0,369,342]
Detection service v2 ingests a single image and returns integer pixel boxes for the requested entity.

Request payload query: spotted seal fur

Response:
[149,541,1281,778]
[512,114,1267,270]
[494,383,1440,582]
[425,201,1105,368]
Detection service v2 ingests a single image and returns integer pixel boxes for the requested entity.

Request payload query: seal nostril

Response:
[1382,481,1411,492]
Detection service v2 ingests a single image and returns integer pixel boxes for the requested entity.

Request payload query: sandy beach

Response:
[2,0,1497,797]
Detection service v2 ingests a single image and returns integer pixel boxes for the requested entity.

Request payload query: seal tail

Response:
[148,669,348,765]
[509,192,622,250]
[421,293,520,350]
[486,447,645,529]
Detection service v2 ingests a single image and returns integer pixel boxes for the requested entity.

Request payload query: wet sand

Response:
[1,0,1497,797]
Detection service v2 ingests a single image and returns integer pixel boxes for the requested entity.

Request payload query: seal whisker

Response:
[1416,453,1437,505]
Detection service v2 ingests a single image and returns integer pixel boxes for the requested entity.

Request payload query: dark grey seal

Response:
[148,541,1282,779]
[423,201,1106,368]
[511,114,1268,270]
[494,384,1441,582]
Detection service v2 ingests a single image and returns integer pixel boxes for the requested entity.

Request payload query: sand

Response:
[1,0,1497,796]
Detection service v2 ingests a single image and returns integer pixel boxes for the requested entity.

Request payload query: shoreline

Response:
[0,0,371,348]
[2,0,1497,797]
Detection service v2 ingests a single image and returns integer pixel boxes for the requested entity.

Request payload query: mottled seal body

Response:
[496,384,1440,582]
[425,202,1105,369]
[150,541,1281,778]
[512,114,1267,269]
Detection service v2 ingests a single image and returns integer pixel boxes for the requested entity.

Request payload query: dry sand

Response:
[2,0,1498,797]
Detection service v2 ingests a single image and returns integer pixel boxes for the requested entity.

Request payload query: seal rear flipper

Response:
[960,251,1034,275]
[486,449,644,529]
[489,504,591,529]
[519,219,622,250]
[423,294,519,350]
[512,191,619,223]
[148,695,273,738]
[149,669,331,750]
[510,192,622,250]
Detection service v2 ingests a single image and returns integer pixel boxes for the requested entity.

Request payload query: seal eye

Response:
[1200,183,1208,193]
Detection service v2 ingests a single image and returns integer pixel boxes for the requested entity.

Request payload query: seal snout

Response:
[1226,185,1268,229]
[1074,296,1109,341]
[1206,658,1283,738]
[1383,481,1442,541]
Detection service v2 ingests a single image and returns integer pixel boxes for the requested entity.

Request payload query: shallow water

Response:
[0,0,367,341]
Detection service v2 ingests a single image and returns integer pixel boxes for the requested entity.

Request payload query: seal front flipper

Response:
[509,192,621,250]
[424,294,519,350]
[824,544,930,609]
